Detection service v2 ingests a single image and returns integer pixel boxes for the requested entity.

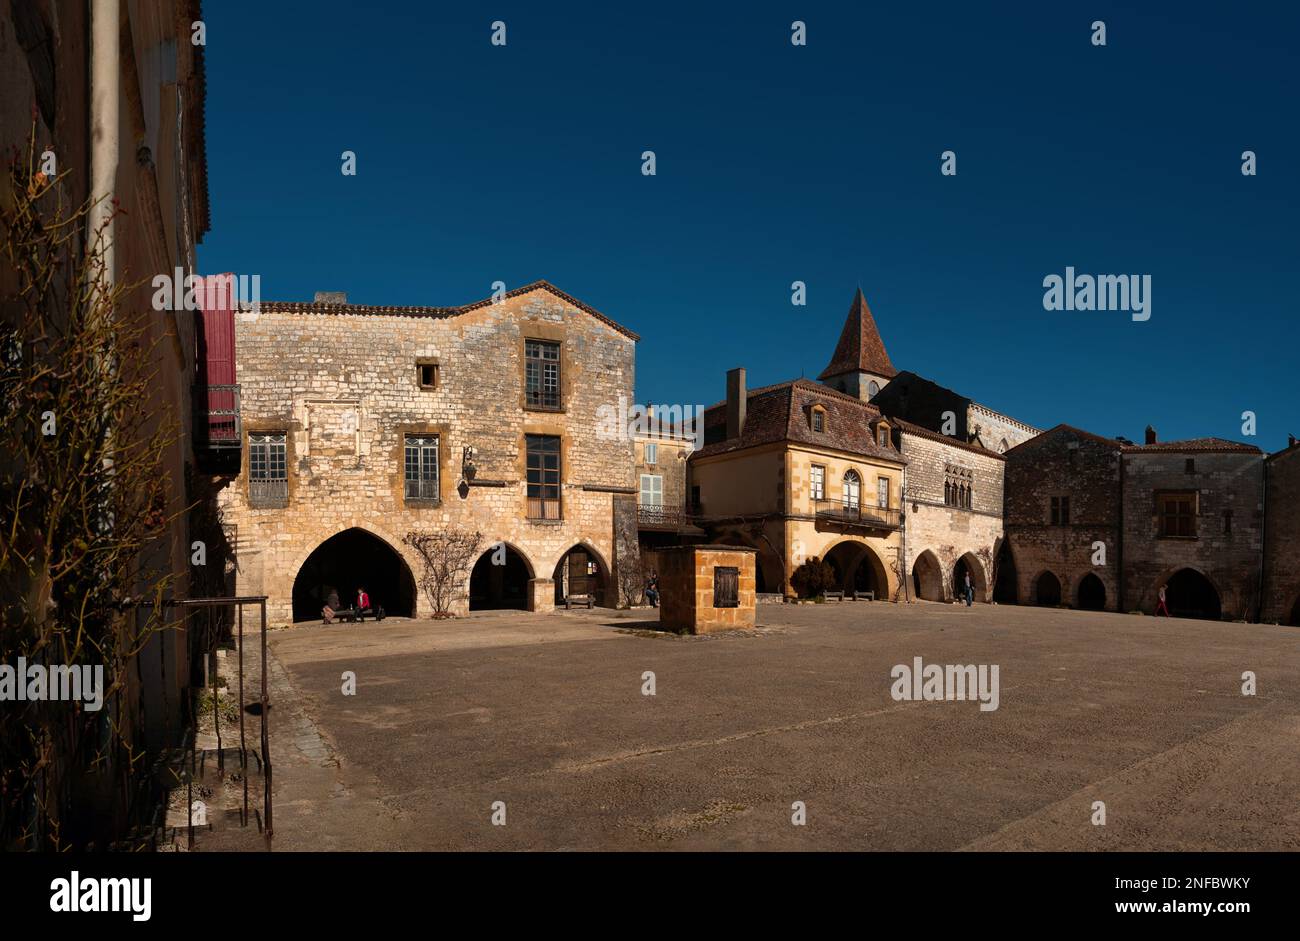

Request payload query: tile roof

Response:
[693,378,904,463]
[256,280,639,340]
[818,289,897,381]
[1124,437,1262,454]
[892,418,1006,460]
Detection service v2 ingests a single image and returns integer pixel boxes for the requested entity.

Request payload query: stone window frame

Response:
[842,468,862,509]
[809,463,826,502]
[867,380,881,398]
[944,463,973,509]
[416,357,440,390]
[245,423,294,509]
[644,441,658,465]
[810,404,827,434]
[875,420,892,450]
[1049,494,1071,526]
[392,423,450,507]
[522,426,566,522]
[520,325,568,413]
[402,433,441,505]
[1155,489,1199,540]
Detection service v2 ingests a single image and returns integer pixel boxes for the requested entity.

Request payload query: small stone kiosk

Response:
[657,545,757,634]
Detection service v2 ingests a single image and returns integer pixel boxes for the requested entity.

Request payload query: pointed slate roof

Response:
[818,288,896,381]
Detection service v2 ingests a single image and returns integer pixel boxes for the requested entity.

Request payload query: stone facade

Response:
[870,371,1041,453]
[1261,441,1300,624]
[896,423,1004,602]
[657,546,757,634]
[1122,447,1263,620]
[1003,426,1123,609]
[217,283,637,622]
[1004,425,1266,619]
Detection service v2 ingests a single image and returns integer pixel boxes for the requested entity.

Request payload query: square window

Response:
[418,363,438,388]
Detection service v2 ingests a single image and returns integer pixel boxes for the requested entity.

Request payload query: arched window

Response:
[944,481,952,505]
[843,470,861,509]
[868,380,880,398]
[998,439,1009,454]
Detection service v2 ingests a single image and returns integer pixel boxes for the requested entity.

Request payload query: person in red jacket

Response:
[355,587,385,622]
[1155,584,1170,616]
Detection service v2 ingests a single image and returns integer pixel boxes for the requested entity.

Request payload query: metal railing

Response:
[637,504,701,528]
[194,384,241,448]
[813,500,901,530]
[404,477,439,501]
[249,478,288,509]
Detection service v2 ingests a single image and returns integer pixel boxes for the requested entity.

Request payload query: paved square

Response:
[261,603,1300,851]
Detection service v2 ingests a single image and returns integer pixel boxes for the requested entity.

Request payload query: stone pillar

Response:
[529,578,555,613]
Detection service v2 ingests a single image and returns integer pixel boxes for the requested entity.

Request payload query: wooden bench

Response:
[824,590,845,602]
[852,590,875,601]
[564,594,594,610]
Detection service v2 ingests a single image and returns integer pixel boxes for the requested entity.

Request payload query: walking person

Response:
[964,571,974,607]
[1155,584,1170,616]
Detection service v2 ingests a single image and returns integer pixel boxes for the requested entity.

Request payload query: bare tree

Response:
[403,529,484,616]
[1,126,179,849]
[616,553,647,607]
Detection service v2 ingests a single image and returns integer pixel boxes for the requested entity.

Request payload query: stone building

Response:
[216,281,638,621]
[1122,429,1264,621]
[633,419,704,576]
[1003,424,1266,620]
[894,420,1004,603]
[1261,438,1300,625]
[690,370,906,600]
[1002,425,1123,609]
[2,0,211,844]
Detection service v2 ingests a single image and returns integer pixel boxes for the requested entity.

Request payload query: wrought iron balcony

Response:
[194,383,242,449]
[249,478,288,509]
[813,500,901,531]
[637,503,703,532]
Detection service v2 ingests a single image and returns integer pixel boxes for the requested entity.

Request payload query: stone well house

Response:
[690,370,906,600]
[216,282,638,622]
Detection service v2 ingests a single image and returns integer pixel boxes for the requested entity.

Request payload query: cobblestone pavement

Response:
[207,603,1300,851]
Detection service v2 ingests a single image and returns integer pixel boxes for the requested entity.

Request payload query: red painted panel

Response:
[196,273,237,443]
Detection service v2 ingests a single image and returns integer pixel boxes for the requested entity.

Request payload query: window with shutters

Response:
[639,474,663,507]
[714,566,739,608]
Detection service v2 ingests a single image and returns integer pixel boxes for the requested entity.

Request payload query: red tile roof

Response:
[818,288,896,381]
[1124,437,1262,454]
[256,280,639,340]
[694,379,904,463]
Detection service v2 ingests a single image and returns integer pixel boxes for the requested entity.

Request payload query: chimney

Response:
[1144,425,1157,445]
[726,367,747,440]
[314,291,347,304]
[1290,434,1297,448]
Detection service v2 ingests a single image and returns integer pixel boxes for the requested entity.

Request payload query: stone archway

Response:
[1160,568,1222,621]
[1289,593,1300,627]
[1034,571,1062,607]
[911,549,944,601]
[1077,572,1106,610]
[824,540,889,599]
[993,539,1018,604]
[291,527,417,622]
[952,552,988,603]
[469,543,535,611]
[553,544,611,607]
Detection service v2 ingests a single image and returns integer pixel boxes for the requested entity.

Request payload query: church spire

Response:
[818,288,896,382]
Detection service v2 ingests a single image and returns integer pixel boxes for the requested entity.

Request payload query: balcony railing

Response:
[194,384,242,448]
[813,500,901,530]
[404,478,439,501]
[249,478,288,509]
[527,496,562,520]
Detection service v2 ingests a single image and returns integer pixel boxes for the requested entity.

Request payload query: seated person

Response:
[355,587,385,622]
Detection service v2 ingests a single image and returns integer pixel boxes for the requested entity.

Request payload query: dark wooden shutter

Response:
[714,567,739,608]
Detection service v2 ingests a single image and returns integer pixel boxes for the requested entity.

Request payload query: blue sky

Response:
[197,1,1298,450]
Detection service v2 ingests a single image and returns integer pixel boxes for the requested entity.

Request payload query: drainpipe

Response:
[90,0,120,290]
[1117,446,1125,612]
[900,463,911,602]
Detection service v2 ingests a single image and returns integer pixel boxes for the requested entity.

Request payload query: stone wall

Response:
[658,546,756,634]
[218,285,636,622]
[1122,450,1263,619]
[899,429,1004,602]
[1003,427,1122,609]
[1261,445,1300,624]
